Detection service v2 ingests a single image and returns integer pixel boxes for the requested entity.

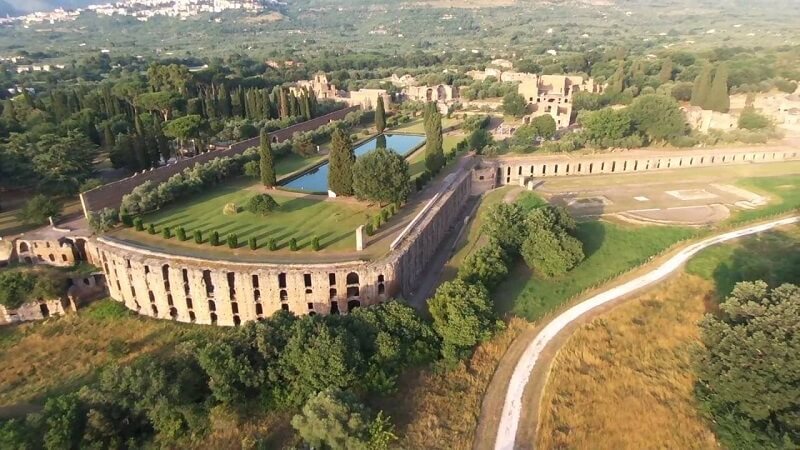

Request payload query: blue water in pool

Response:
[282,134,426,193]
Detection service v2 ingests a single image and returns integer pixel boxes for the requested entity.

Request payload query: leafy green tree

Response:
[135,91,178,122]
[17,194,62,225]
[458,240,509,289]
[468,128,492,153]
[579,108,633,143]
[32,131,97,195]
[292,133,315,157]
[197,337,262,407]
[671,82,694,102]
[428,280,498,361]
[481,202,527,251]
[502,92,527,117]
[259,129,276,187]
[375,95,386,134]
[42,394,85,450]
[247,194,279,215]
[528,115,557,139]
[691,65,713,108]
[696,282,800,449]
[659,58,674,83]
[521,206,584,277]
[572,91,603,112]
[627,94,686,142]
[291,389,375,450]
[279,321,362,406]
[328,128,355,196]
[352,148,410,205]
[707,63,731,113]
[163,115,204,151]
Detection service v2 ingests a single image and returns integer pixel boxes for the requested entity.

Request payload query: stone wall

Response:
[85,161,474,326]
[15,237,88,267]
[492,146,800,185]
[0,298,68,325]
[79,107,358,217]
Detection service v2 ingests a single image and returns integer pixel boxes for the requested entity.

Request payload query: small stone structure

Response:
[291,73,391,111]
[0,273,106,325]
[518,74,605,129]
[682,105,738,132]
[15,236,90,267]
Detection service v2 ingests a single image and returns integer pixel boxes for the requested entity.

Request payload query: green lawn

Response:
[393,117,462,134]
[686,224,800,298]
[275,152,326,178]
[407,134,464,177]
[116,178,379,253]
[728,175,800,224]
[495,222,697,320]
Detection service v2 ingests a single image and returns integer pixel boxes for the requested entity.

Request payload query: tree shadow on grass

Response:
[711,229,800,299]
[574,220,606,259]
[254,227,284,242]
[278,196,318,213]
[493,258,533,316]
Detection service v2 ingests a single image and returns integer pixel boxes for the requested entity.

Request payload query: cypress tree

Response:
[424,103,444,173]
[262,90,273,119]
[302,93,312,121]
[707,63,730,113]
[375,95,386,133]
[218,83,232,118]
[153,119,170,163]
[260,129,277,188]
[279,88,290,119]
[691,65,713,108]
[102,122,115,149]
[606,63,625,96]
[327,128,355,196]
[659,58,673,84]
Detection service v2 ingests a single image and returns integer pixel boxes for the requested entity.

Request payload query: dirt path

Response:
[478,215,799,450]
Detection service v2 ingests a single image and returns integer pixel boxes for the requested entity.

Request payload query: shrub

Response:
[223,203,238,216]
[458,241,510,289]
[227,234,238,249]
[133,217,144,231]
[162,227,172,239]
[269,238,278,251]
[388,203,397,216]
[372,215,383,230]
[147,223,156,235]
[380,209,390,222]
[194,230,203,244]
[311,236,321,251]
[210,231,220,246]
[120,213,134,227]
[289,238,298,251]
[247,194,279,215]
[89,207,120,233]
[176,227,187,241]
[249,237,257,250]
[365,223,374,236]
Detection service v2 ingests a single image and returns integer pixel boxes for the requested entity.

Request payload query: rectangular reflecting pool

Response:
[282,134,426,193]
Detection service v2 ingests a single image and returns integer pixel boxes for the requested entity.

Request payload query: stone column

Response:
[356,225,366,251]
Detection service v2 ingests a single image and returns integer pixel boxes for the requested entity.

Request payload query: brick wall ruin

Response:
[79,106,358,217]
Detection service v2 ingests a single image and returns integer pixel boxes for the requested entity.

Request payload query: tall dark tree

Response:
[707,63,731,113]
[260,129,276,188]
[424,103,444,174]
[375,96,386,134]
[691,65,713,108]
[328,128,355,196]
[659,58,674,84]
[279,88,290,119]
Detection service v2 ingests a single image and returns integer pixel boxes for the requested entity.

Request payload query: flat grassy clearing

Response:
[114,178,379,253]
[0,197,82,238]
[536,274,718,450]
[0,299,224,408]
[392,116,462,134]
[728,175,800,224]
[495,222,696,320]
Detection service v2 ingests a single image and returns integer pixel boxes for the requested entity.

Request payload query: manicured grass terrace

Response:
[113,178,380,254]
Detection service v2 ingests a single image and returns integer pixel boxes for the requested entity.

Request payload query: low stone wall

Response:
[0,298,68,325]
[85,163,474,326]
[15,237,88,267]
[79,106,358,217]
[492,146,800,185]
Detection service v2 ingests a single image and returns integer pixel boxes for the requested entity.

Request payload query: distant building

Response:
[517,74,605,129]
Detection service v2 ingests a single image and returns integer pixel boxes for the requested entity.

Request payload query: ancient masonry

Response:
[13,145,799,327]
[84,168,473,326]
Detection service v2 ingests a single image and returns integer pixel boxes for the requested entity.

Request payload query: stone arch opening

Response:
[148,291,156,303]
[280,289,288,302]
[347,286,360,298]
[24,257,32,264]
[151,304,158,316]
[231,302,239,314]
[330,301,340,315]
[346,272,359,285]
[48,254,55,262]
[73,238,88,261]
[39,303,50,318]
[203,270,214,295]
[330,288,337,299]
[186,297,193,310]
[208,300,216,312]
[255,303,263,316]
[210,312,218,324]
[19,242,29,252]
[278,273,287,288]
[347,299,361,312]
[167,294,173,306]
[437,85,447,101]
[252,274,259,289]
[233,316,241,326]
[169,307,178,319]
[189,311,196,322]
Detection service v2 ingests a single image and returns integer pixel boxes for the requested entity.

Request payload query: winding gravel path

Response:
[494,215,800,450]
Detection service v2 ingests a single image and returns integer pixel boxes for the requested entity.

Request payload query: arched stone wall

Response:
[493,147,800,185]
[16,238,78,267]
[85,165,475,327]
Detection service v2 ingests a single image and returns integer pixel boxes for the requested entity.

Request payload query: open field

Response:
[392,117,462,135]
[729,175,800,224]
[495,222,696,320]
[536,274,718,450]
[0,300,224,409]
[112,179,380,253]
[535,224,800,449]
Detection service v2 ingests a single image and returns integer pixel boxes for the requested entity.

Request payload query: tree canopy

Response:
[328,128,355,196]
[352,147,410,205]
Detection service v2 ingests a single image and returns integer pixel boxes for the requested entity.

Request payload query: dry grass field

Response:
[376,317,529,450]
[536,274,718,450]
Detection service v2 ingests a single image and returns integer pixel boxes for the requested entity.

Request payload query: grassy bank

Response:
[495,222,696,320]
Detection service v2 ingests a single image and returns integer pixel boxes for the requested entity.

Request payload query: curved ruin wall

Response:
[493,146,800,185]
[85,167,474,326]
[79,106,358,217]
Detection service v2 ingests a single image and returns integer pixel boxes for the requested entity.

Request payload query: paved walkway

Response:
[494,215,800,450]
